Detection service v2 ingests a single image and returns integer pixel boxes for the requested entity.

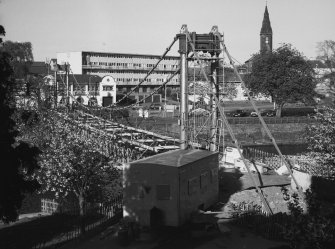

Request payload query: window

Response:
[211,168,218,183]
[156,185,170,200]
[188,177,199,196]
[103,86,114,91]
[200,172,209,189]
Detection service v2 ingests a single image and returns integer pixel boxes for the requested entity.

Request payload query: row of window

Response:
[73,85,114,92]
[85,53,178,61]
[117,86,155,93]
[85,70,178,77]
[115,78,178,83]
[87,62,178,70]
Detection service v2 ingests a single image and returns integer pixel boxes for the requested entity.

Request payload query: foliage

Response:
[305,107,335,179]
[0,25,5,43]
[244,44,317,117]
[281,187,335,249]
[0,26,40,223]
[0,40,33,79]
[19,110,122,217]
[227,200,262,218]
[316,40,335,95]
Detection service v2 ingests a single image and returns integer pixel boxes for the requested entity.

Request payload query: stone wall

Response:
[230,123,308,144]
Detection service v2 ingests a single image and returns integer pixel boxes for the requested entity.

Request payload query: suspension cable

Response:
[184,28,273,214]
[112,36,179,106]
[67,67,179,113]
[213,32,303,196]
[111,69,180,111]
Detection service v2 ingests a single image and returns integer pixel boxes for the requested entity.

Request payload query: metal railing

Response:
[0,196,123,249]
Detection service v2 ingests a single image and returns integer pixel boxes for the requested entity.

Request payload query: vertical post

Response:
[221,47,225,157]
[66,63,69,107]
[178,25,188,149]
[210,61,218,151]
[164,82,167,117]
[54,70,58,108]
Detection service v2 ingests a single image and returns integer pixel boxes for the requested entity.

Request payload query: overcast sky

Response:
[1,0,334,63]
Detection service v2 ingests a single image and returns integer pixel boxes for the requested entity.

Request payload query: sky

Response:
[1,0,335,63]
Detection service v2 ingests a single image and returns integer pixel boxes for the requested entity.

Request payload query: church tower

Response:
[260,5,273,53]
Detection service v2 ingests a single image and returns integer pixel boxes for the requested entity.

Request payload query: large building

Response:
[57,51,180,102]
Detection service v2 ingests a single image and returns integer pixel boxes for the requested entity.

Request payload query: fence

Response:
[41,199,59,214]
[226,116,316,125]
[0,195,123,249]
[243,146,321,176]
[229,202,288,240]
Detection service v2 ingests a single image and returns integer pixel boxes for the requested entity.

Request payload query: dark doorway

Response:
[150,206,164,228]
[102,96,113,107]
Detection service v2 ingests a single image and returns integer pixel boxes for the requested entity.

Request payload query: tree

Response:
[316,40,335,96]
[305,107,335,179]
[244,44,317,117]
[0,40,34,79]
[0,25,40,223]
[20,110,121,231]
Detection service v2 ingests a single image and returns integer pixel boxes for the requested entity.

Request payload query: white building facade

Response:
[57,51,180,102]
[57,75,117,107]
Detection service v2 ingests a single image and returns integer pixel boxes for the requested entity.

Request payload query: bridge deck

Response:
[71,111,198,153]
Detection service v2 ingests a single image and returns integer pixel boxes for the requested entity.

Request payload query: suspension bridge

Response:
[24,24,304,215]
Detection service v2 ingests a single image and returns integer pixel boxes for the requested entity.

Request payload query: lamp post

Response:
[164,78,167,117]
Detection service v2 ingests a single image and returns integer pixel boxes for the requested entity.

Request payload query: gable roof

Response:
[56,74,102,84]
[28,61,51,75]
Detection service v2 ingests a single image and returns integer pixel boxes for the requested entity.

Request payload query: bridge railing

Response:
[226,116,316,125]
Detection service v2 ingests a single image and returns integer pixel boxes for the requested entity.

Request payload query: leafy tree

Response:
[281,188,335,249]
[0,25,40,223]
[244,44,317,117]
[20,110,121,231]
[188,65,237,101]
[305,107,335,179]
[0,40,34,79]
[316,40,335,96]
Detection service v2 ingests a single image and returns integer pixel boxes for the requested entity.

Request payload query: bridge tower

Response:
[177,25,222,151]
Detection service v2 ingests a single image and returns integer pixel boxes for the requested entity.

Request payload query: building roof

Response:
[130,149,218,167]
[28,61,51,75]
[260,6,272,34]
[56,74,102,84]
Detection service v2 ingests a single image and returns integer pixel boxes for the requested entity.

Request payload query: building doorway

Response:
[102,96,113,107]
[150,206,164,229]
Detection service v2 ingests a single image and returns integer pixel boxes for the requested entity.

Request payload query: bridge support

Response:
[179,25,189,149]
[210,58,220,152]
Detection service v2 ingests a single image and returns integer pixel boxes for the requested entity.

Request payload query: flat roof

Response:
[130,149,218,167]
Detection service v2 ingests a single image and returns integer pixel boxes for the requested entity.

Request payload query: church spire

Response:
[260,5,273,52]
[260,5,272,34]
